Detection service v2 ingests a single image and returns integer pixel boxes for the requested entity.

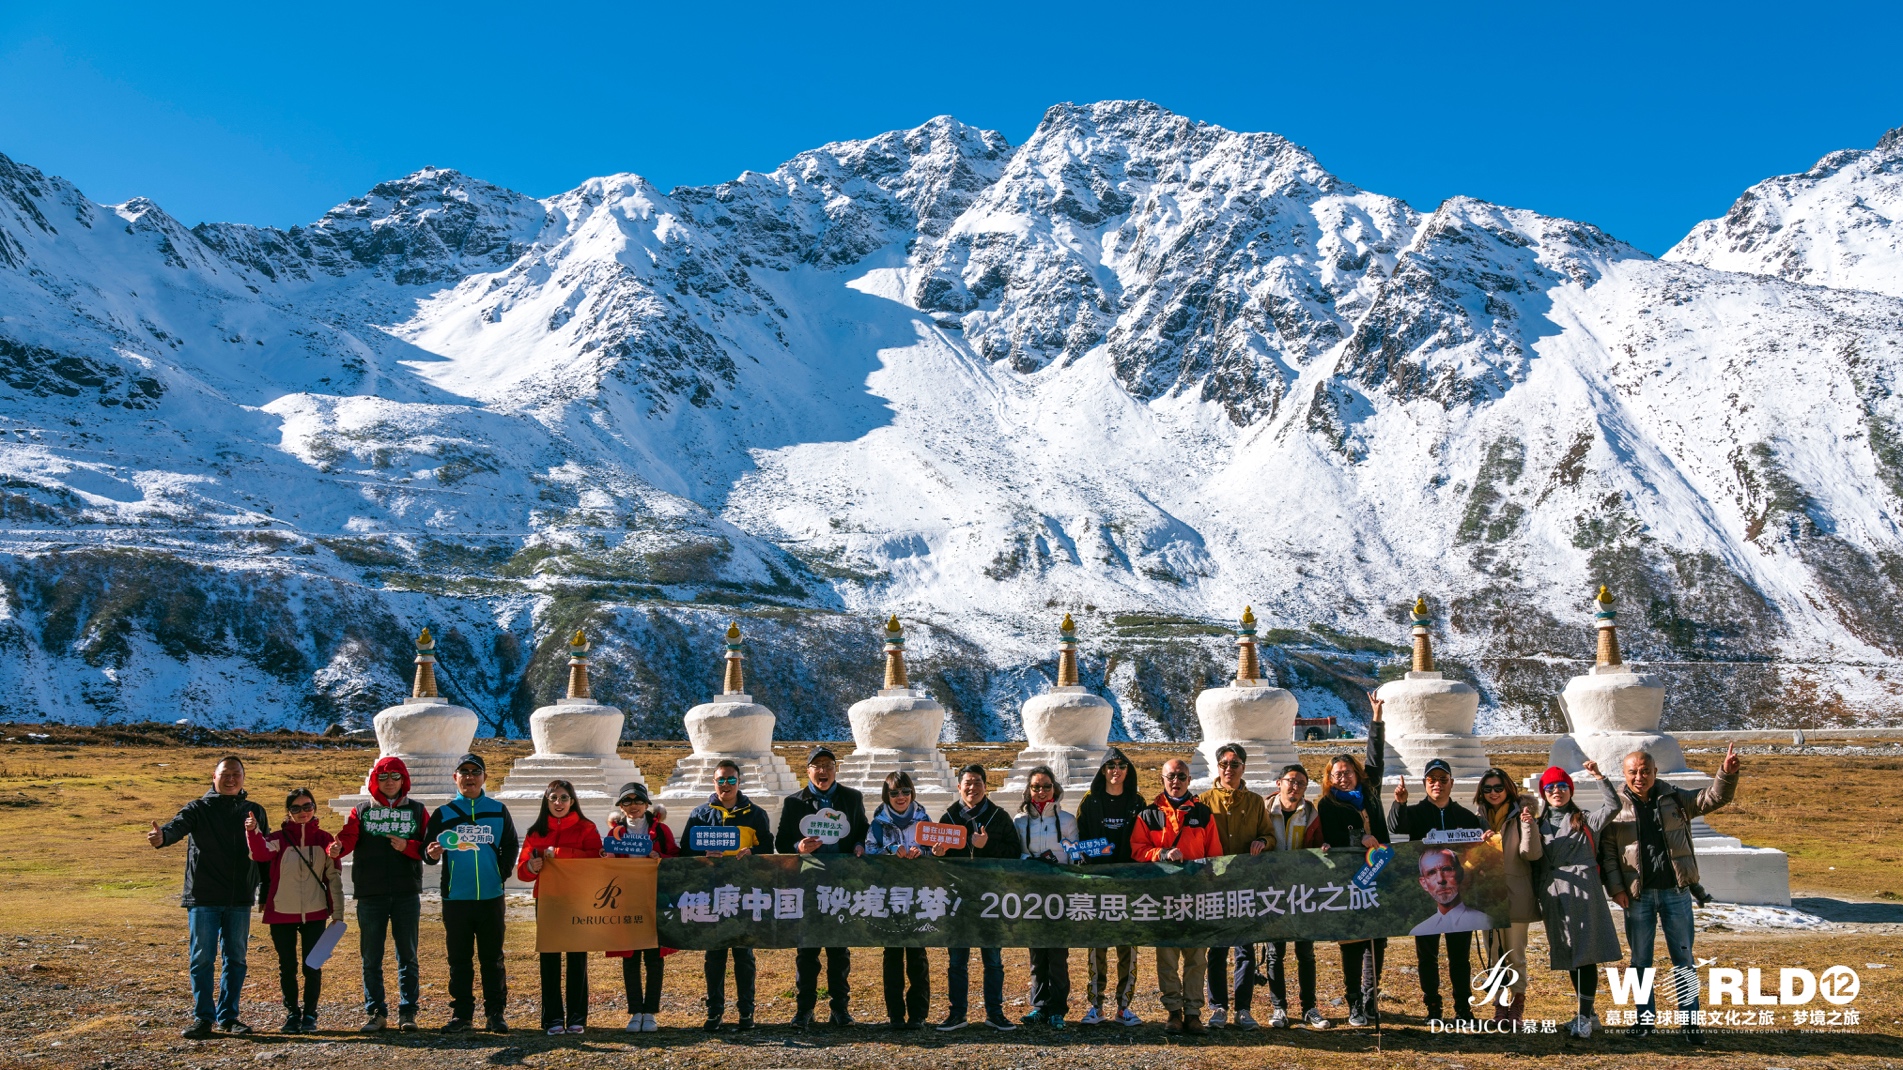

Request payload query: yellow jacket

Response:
[1200,783,1273,856]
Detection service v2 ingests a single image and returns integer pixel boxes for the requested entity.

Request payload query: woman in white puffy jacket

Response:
[1013,766,1078,1027]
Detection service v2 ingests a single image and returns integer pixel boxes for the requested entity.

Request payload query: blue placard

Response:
[686,826,742,853]
[1352,845,1393,889]
[603,833,653,857]
[1062,837,1114,862]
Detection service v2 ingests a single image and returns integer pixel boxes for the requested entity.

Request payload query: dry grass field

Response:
[0,730,1899,1069]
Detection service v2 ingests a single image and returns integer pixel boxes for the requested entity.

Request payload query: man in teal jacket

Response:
[423,753,519,1033]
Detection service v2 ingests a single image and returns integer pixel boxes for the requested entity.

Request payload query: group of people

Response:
[150,695,1743,1045]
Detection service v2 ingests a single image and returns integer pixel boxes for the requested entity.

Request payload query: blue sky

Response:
[2,2,1898,254]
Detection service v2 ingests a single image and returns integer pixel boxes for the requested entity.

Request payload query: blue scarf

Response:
[1330,787,1365,810]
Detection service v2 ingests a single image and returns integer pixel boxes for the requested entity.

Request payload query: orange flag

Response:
[535,857,660,953]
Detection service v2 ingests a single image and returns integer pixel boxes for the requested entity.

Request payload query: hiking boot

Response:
[1165,1011,1184,1034]
[361,1014,388,1033]
[181,1019,214,1040]
[828,1011,855,1028]
[484,1016,509,1034]
[280,1013,303,1035]
[397,1010,417,1032]
[790,1012,812,1030]
[1184,1013,1206,1034]
[735,1017,755,1031]
[701,1015,722,1032]
[440,1017,472,1032]
[301,1014,318,1034]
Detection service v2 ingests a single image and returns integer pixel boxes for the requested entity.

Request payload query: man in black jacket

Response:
[936,764,1022,1032]
[148,754,270,1038]
[680,759,775,1031]
[1386,758,1484,1023]
[774,746,869,1028]
[329,755,431,1032]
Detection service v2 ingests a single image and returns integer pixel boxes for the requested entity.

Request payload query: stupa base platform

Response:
[1188,738,1302,794]
[839,748,957,814]
[654,753,799,839]
[1001,745,1109,796]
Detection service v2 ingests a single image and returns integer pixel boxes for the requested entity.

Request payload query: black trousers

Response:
[1028,947,1070,1016]
[1265,940,1317,1013]
[622,949,664,1014]
[1338,938,1386,1017]
[1571,965,1599,1016]
[882,947,929,1024]
[795,946,850,1017]
[704,947,756,1020]
[540,951,588,1028]
[1415,931,1473,1019]
[269,920,325,1014]
[443,898,507,1021]
[1207,944,1260,1012]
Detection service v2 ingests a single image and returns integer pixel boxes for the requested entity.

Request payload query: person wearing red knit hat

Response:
[1532,760,1621,1038]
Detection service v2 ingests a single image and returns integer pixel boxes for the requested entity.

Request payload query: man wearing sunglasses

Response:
[329,756,430,1032]
[1201,744,1272,1030]
[1131,758,1223,1034]
[681,758,775,1031]
[774,746,869,1029]
[1387,758,1484,1024]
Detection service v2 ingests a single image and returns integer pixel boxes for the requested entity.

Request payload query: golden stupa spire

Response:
[411,627,439,699]
[1235,606,1261,685]
[565,629,592,700]
[1056,613,1080,687]
[1593,585,1622,667]
[882,615,909,690]
[722,621,747,694]
[1410,596,1434,673]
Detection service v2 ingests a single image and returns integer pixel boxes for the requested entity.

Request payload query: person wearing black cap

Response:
[681,758,774,1031]
[774,745,869,1028]
[1387,757,1483,1023]
[422,753,519,1034]
[604,782,675,1033]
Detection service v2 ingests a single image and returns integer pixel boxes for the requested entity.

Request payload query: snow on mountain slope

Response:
[1667,127,1903,297]
[3,105,1903,737]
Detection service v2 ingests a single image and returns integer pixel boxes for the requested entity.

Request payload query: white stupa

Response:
[326,628,479,893]
[1189,607,1303,793]
[1375,598,1491,782]
[1544,586,1790,905]
[837,616,957,814]
[493,631,646,840]
[654,621,800,837]
[1003,614,1114,795]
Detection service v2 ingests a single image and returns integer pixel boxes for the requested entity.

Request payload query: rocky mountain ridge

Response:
[2,102,1900,738]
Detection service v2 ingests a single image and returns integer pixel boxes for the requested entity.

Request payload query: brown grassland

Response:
[0,731,1898,1069]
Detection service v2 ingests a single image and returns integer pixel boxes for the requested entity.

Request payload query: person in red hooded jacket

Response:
[327,756,430,1032]
[246,788,339,1034]
[517,779,604,1034]
[1130,758,1225,1035]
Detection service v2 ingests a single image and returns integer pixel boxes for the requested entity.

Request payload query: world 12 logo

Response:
[1598,961,1863,1030]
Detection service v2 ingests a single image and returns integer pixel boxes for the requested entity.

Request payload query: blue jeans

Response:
[1624,886,1698,1024]
[1207,944,1258,1012]
[187,906,251,1025]
[356,894,421,1017]
[947,947,1004,1021]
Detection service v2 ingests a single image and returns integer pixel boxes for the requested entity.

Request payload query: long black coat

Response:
[157,790,270,908]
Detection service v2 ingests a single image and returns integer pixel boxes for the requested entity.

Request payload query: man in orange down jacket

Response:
[1130,758,1225,1035]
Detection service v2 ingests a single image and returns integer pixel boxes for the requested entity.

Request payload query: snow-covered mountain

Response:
[3,103,1901,737]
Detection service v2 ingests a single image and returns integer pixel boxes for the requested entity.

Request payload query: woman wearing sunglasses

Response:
[865,771,945,1029]
[244,788,340,1034]
[1473,767,1537,1022]
[1013,766,1079,1029]
[1532,761,1622,1038]
[1074,748,1142,1026]
[1304,695,1389,1028]
[517,779,603,1035]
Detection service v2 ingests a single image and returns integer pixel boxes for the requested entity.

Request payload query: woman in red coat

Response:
[516,779,603,1034]
[602,782,676,1032]
[245,788,338,1034]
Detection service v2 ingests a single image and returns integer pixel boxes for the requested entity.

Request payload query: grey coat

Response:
[1535,777,1624,971]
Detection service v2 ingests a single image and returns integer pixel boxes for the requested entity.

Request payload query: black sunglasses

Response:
[1481,783,1508,793]
[287,802,316,813]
